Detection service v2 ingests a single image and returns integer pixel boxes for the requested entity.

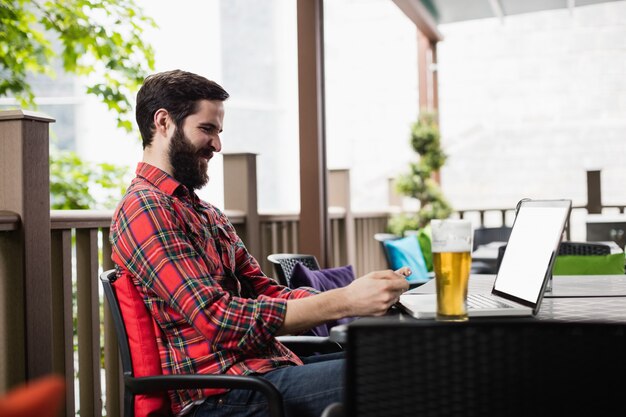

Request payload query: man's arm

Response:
[277,269,409,335]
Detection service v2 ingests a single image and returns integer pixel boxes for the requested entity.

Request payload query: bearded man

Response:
[109,70,409,417]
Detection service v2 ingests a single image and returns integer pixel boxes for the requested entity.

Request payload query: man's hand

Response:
[277,268,410,335]
[342,269,410,317]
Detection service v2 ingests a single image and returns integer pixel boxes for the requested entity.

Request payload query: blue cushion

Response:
[290,263,356,336]
[383,236,431,284]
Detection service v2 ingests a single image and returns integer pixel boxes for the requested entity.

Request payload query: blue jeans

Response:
[191,352,345,417]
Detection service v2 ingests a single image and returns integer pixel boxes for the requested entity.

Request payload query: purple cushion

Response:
[290,263,356,337]
[290,263,355,291]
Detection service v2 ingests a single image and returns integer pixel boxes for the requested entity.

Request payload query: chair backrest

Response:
[100,269,170,417]
[495,241,613,273]
[266,253,320,287]
[473,226,512,251]
[101,270,134,377]
[558,241,610,256]
[346,318,626,417]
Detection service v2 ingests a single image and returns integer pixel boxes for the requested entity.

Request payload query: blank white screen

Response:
[493,204,569,303]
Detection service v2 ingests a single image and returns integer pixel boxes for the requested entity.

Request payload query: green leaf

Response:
[50,148,130,209]
[391,109,452,230]
[2,0,156,134]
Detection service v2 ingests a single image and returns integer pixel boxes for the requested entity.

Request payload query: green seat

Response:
[552,241,624,275]
[552,253,625,275]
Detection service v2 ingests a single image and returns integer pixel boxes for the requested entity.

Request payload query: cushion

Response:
[290,263,356,336]
[383,236,430,284]
[552,252,625,275]
[0,375,65,417]
[416,227,433,272]
[113,273,171,417]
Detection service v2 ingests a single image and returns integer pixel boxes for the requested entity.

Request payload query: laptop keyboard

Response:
[467,294,514,310]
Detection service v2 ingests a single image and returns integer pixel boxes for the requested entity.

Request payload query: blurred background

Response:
[2,0,625,236]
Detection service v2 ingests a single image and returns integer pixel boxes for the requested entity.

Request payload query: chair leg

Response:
[124,391,134,417]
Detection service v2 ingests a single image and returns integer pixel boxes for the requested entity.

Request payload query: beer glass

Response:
[431,219,472,321]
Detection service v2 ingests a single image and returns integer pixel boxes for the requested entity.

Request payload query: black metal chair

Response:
[346,317,626,417]
[101,269,342,417]
[495,241,612,274]
[267,253,321,287]
[472,226,512,251]
[100,269,285,417]
[558,241,610,256]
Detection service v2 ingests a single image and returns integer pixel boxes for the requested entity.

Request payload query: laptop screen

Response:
[493,200,571,305]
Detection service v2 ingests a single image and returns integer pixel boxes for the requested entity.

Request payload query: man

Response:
[110,70,409,417]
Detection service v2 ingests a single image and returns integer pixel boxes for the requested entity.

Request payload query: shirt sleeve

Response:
[215,209,319,300]
[110,189,288,353]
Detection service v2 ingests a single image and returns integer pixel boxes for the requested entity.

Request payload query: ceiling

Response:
[420,0,625,24]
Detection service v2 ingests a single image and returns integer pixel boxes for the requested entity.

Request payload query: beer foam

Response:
[430,219,472,253]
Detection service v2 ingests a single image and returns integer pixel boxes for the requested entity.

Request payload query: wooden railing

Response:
[0,211,20,231]
[458,204,626,242]
[49,210,115,417]
[0,208,391,417]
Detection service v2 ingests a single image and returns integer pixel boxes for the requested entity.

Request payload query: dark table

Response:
[338,274,626,417]
[330,274,626,343]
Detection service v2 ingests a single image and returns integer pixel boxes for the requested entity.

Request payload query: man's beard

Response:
[168,127,209,191]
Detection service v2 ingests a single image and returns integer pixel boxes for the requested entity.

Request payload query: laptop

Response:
[398,199,572,318]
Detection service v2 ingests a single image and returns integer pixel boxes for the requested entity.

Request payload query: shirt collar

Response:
[135,162,188,197]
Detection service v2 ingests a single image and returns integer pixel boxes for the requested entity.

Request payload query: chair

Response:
[345,317,626,417]
[495,241,614,274]
[472,226,512,251]
[471,226,512,274]
[100,269,285,417]
[267,253,357,339]
[558,241,610,256]
[267,253,321,287]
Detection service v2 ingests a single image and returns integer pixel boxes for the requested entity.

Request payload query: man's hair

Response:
[136,70,229,148]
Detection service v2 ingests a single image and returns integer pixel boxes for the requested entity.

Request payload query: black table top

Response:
[409,274,626,298]
[329,274,626,343]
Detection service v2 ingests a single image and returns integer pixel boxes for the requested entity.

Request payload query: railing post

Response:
[388,177,402,208]
[329,169,355,267]
[586,170,602,214]
[0,110,55,388]
[223,153,261,259]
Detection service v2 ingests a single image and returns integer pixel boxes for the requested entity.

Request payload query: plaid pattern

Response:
[110,163,318,415]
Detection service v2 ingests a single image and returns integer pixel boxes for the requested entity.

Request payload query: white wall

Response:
[437,1,626,222]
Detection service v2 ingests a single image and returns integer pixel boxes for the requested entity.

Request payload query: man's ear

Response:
[153,108,171,137]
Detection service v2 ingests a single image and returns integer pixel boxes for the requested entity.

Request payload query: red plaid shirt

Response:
[110,163,317,414]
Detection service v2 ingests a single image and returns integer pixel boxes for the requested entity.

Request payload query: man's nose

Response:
[212,136,222,153]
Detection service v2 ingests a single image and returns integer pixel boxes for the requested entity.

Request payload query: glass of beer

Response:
[431,219,472,322]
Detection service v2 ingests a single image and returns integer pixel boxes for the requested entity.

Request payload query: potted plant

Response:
[389,110,452,236]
